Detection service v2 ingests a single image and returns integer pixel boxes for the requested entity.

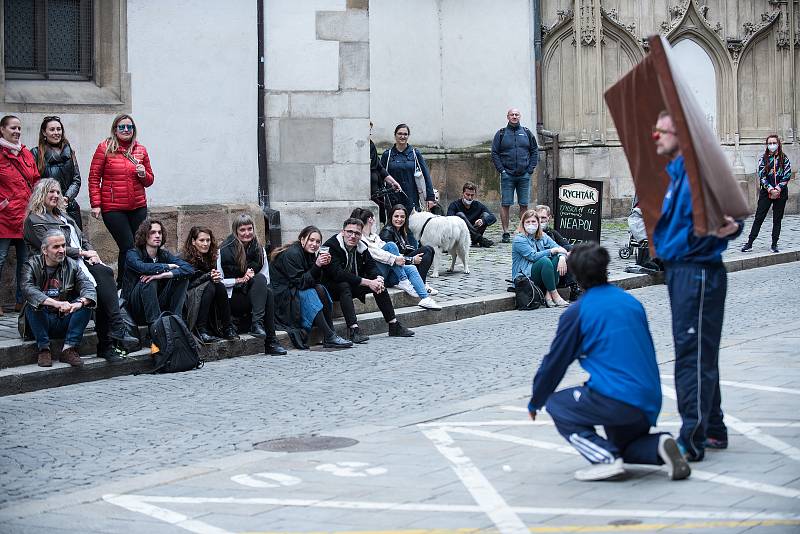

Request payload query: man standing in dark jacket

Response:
[322,218,413,344]
[446,181,496,247]
[122,218,193,326]
[22,230,96,367]
[491,108,539,243]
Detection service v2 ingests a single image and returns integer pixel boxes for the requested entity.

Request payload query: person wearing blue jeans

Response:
[529,242,690,481]
[491,108,538,243]
[20,230,96,368]
[351,207,441,311]
[652,111,744,461]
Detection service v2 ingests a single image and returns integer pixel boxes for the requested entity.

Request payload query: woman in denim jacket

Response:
[512,209,570,307]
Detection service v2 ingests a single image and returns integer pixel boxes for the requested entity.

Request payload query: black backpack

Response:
[512,274,546,310]
[148,312,204,373]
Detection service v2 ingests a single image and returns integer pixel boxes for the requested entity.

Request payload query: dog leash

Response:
[418,215,438,243]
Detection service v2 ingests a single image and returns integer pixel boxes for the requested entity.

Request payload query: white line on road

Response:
[661,384,800,462]
[421,427,529,534]
[105,494,800,522]
[441,426,577,454]
[103,494,233,534]
[661,375,800,396]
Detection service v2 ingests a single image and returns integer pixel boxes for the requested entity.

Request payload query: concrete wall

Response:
[264,0,373,242]
[369,0,535,148]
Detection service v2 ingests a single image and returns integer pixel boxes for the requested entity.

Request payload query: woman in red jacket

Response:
[0,115,40,316]
[88,114,154,286]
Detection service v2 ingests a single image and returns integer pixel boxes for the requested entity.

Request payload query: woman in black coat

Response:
[379,204,437,294]
[30,116,83,229]
[269,226,351,350]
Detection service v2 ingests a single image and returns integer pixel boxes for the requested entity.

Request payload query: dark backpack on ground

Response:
[147,312,203,373]
[512,274,546,310]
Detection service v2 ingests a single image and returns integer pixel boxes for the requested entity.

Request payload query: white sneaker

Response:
[658,435,691,480]
[396,279,417,297]
[573,458,625,481]
[553,297,570,307]
[418,297,442,310]
[425,284,439,296]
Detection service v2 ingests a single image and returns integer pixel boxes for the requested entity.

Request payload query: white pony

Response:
[408,211,470,277]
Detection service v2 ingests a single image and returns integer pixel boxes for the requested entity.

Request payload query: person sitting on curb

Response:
[269,225,352,350]
[217,214,286,356]
[379,204,437,296]
[446,181,496,247]
[21,230,95,368]
[535,204,583,301]
[122,218,193,326]
[511,209,569,307]
[322,217,415,344]
[528,242,691,482]
[351,207,441,310]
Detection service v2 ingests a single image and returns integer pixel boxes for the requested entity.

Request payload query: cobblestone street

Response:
[0,262,798,533]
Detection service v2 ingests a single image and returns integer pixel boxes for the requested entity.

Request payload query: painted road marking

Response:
[230,472,302,488]
[316,462,387,477]
[420,419,800,428]
[661,375,800,396]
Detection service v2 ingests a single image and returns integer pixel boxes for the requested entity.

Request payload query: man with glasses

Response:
[322,218,414,344]
[651,111,743,462]
[491,108,539,243]
[535,204,582,301]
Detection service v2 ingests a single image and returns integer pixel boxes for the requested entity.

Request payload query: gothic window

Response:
[4,0,93,80]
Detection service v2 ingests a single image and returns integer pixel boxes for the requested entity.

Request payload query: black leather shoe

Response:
[109,329,140,352]
[249,322,267,339]
[222,325,240,340]
[388,321,414,337]
[323,334,353,348]
[348,327,369,344]
[568,284,584,302]
[265,338,287,355]
[479,237,494,247]
[197,328,222,344]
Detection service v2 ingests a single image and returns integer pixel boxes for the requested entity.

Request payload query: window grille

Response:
[4,0,93,80]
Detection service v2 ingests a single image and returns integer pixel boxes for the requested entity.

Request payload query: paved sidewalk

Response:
[1,214,797,341]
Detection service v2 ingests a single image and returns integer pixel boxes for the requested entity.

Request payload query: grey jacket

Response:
[21,254,97,310]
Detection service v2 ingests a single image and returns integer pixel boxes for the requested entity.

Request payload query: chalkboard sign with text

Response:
[554,179,603,244]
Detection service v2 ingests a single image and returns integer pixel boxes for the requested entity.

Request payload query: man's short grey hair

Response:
[535,205,552,216]
[41,229,66,252]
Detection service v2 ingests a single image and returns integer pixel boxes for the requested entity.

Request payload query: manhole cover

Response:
[254,435,359,453]
[608,519,642,526]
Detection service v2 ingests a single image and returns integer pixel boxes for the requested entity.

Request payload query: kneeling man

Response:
[22,230,96,367]
[528,242,690,481]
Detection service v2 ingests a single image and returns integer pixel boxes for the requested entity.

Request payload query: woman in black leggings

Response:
[88,114,154,286]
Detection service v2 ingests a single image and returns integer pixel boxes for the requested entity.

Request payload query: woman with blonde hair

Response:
[23,179,140,362]
[511,209,570,307]
[88,114,154,286]
[217,214,286,355]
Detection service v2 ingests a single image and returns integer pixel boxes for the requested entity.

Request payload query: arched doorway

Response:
[670,39,718,134]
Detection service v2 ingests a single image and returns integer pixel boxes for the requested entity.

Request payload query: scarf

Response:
[0,138,22,155]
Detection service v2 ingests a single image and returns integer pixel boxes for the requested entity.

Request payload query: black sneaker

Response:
[249,322,267,339]
[740,243,753,252]
[388,321,414,337]
[479,236,494,247]
[348,327,369,344]
[501,232,511,243]
[98,346,126,363]
[771,245,780,253]
[568,284,584,302]
[704,437,728,450]
[197,328,222,344]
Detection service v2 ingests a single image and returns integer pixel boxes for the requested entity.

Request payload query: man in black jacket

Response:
[536,205,583,302]
[446,181,496,247]
[122,219,193,326]
[322,218,414,344]
[21,230,96,367]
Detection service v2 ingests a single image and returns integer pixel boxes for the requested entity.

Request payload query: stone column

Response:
[265,3,372,243]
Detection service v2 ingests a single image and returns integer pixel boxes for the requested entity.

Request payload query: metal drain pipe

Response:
[258,0,281,249]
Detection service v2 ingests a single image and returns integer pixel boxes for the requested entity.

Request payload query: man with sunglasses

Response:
[651,111,743,462]
[322,218,414,344]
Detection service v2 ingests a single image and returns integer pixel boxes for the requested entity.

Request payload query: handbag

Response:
[411,148,428,211]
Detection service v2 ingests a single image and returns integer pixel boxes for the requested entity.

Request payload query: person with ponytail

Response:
[30,116,83,229]
[217,214,286,355]
[88,114,154,286]
[269,226,352,349]
[741,134,792,253]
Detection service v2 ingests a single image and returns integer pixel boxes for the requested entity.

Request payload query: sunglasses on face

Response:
[117,124,134,132]
[43,116,61,122]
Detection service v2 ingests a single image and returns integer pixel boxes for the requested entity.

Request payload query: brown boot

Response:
[60,347,84,367]
[37,349,52,367]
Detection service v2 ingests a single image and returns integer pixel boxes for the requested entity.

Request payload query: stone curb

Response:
[0,250,796,397]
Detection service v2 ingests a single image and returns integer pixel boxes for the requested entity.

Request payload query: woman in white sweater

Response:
[351,207,441,310]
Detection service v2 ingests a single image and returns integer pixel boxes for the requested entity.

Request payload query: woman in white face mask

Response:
[511,209,570,307]
[741,134,792,253]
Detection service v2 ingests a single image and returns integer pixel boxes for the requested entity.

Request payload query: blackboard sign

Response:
[554,178,603,244]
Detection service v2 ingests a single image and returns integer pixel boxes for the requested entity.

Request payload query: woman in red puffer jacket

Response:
[0,115,40,314]
[88,114,154,286]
